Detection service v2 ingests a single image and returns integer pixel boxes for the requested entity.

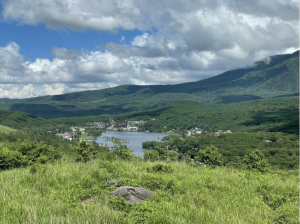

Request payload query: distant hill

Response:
[120,96,299,135]
[52,96,299,135]
[0,51,298,119]
[0,110,51,129]
[0,124,16,133]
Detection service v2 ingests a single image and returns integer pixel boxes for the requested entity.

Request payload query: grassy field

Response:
[0,125,15,133]
[0,158,298,224]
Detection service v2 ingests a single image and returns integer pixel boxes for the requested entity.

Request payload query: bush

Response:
[111,138,133,160]
[143,147,169,161]
[129,202,154,223]
[76,141,95,162]
[195,146,223,166]
[113,145,133,160]
[109,196,130,212]
[147,164,174,173]
[243,149,269,172]
[0,148,25,170]
[15,141,60,164]
[144,150,160,161]
[141,176,177,194]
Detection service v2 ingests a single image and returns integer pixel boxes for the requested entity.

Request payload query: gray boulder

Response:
[106,180,118,187]
[111,186,153,204]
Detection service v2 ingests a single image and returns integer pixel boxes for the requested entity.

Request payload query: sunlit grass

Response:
[0,158,298,223]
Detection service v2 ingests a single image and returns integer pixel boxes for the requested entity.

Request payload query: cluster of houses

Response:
[55,120,144,141]
[55,118,233,142]
[56,132,73,141]
[108,120,141,132]
[214,130,232,137]
[187,128,203,137]
[186,128,233,137]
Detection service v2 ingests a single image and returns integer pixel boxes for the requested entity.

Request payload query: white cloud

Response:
[131,33,149,47]
[0,0,299,98]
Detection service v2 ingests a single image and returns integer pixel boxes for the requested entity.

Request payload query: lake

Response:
[96,131,170,157]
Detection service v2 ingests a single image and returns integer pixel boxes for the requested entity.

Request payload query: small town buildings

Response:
[90,122,106,129]
[128,127,138,132]
[56,132,72,141]
[115,120,128,128]
[128,120,140,125]
[214,130,232,137]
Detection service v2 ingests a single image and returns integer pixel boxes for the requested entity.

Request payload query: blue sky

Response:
[0,0,298,98]
[0,22,144,61]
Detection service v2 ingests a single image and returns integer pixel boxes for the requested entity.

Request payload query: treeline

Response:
[0,130,298,172]
[143,132,299,169]
[0,131,107,171]
[122,97,299,135]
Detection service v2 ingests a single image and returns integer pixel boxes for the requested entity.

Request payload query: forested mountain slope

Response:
[0,51,298,118]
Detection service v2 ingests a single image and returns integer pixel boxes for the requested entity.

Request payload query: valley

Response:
[0,51,298,224]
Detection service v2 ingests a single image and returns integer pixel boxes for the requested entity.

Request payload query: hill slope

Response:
[0,159,298,223]
[0,110,51,129]
[0,125,16,133]
[1,51,298,118]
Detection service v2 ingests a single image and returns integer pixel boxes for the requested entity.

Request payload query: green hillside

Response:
[0,159,298,224]
[125,96,299,134]
[0,51,298,118]
[0,125,15,133]
[53,96,299,136]
[0,110,52,130]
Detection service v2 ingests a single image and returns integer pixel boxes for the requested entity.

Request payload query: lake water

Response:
[96,131,169,157]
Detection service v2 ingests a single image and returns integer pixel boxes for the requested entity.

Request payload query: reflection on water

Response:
[96,131,169,157]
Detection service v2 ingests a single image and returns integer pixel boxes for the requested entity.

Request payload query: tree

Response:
[144,150,160,161]
[76,141,95,162]
[112,138,133,160]
[243,149,269,172]
[195,146,223,166]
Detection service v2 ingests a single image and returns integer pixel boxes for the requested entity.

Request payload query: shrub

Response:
[76,141,95,162]
[15,141,60,164]
[116,178,139,187]
[243,149,269,172]
[147,164,174,173]
[141,176,177,194]
[168,151,181,161]
[144,147,169,161]
[113,145,133,160]
[109,196,130,212]
[29,164,48,175]
[111,138,133,160]
[144,150,160,161]
[129,202,154,223]
[195,146,223,166]
[0,148,25,170]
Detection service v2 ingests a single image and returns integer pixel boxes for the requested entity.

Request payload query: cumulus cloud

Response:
[2,0,298,31]
[0,0,299,98]
[0,83,119,99]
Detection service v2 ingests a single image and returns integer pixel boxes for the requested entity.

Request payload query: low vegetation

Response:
[0,155,298,224]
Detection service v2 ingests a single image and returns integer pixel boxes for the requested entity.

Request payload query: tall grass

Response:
[0,158,298,223]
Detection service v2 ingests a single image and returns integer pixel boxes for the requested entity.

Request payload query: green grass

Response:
[0,158,298,223]
[0,125,16,133]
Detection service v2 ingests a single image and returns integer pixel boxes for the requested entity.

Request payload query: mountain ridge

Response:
[0,50,298,118]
